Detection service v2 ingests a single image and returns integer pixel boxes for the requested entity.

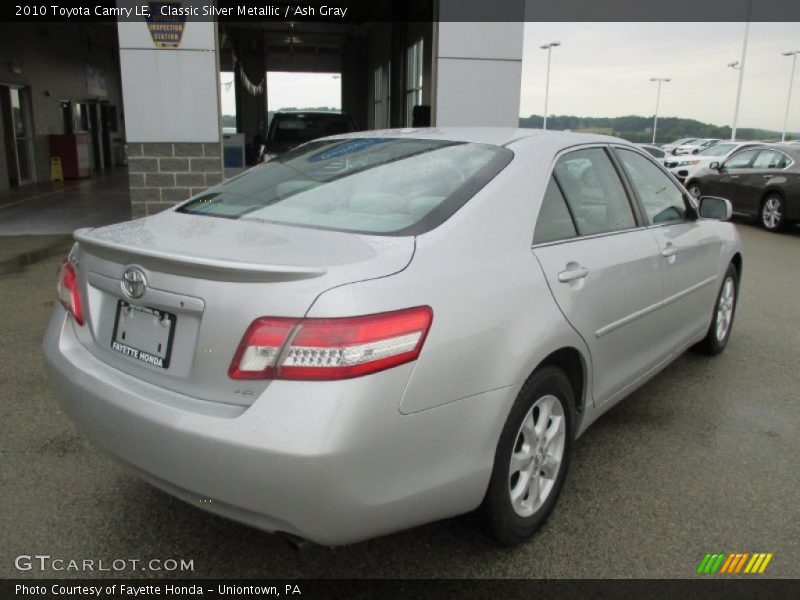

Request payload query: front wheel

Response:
[483,366,574,546]
[687,182,702,199]
[696,263,739,355]
[761,194,786,232]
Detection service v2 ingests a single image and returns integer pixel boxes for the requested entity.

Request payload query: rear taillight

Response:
[56,259,84,326]
[229,306,433,381]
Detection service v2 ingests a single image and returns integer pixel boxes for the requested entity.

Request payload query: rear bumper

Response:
[43,308,514,545]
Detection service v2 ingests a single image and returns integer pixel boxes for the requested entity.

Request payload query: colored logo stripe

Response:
[698,552,773,574]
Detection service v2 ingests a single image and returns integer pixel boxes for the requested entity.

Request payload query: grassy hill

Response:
[518,114,797,143]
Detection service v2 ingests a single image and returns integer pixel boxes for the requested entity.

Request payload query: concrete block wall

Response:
[127,143,222,218]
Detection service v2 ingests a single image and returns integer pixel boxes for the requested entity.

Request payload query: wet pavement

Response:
[0,171,130,236]
[1,222,798,579]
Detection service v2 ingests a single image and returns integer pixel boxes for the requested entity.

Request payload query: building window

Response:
[405,38,423,126]
[373,65,384,128]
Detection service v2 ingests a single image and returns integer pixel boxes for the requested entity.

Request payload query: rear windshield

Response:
[270,115,355,145]
[177,138,513,235]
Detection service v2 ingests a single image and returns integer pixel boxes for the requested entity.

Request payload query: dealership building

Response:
[0,0,525,217]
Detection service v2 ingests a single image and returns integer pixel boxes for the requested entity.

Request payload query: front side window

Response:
[552,148,636,236]
[616,149,687,224]
[178,138,512,235]
[724,149,759,169]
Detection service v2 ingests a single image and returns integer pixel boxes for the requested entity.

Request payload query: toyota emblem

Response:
[121,267,147,299]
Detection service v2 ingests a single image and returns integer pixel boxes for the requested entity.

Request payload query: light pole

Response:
[650,77,671,144]
[781,50,800,142]
[540,41,560,130]
[730,1,752,141]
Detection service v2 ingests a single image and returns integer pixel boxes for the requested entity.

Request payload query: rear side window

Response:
[616,149,687,224]
[177,138,513,235]
[752,150,788,169]
[533,178,577,244]
[553,148,636,236]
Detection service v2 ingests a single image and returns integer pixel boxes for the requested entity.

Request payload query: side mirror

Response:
[709,161,721,170]
[698,196,732,221]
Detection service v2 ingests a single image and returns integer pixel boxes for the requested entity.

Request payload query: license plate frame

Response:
[111,300,176,369]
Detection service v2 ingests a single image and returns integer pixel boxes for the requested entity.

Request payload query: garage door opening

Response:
[266,71,342,126]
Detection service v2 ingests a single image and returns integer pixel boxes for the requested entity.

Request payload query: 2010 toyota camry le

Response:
[43,128,742,546]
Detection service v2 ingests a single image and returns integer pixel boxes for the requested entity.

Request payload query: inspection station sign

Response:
[147,1,186,48]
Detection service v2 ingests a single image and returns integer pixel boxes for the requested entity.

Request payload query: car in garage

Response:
[666,141,761,183]
[43,129,742,546]
[259,111,357,161]
[685,144,799,231]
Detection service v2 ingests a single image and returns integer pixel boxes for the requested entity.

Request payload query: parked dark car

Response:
[685,144,800,232]
[260,111,357,160]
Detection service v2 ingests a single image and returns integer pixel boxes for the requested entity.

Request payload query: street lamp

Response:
[730,1,752,141]
[540,41,560,130]
[649,77,671,144]
[781,50,800,142]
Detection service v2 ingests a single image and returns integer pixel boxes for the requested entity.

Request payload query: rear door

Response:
[743,149,791,214]
[532,146,667,407]
[614,147,721,349]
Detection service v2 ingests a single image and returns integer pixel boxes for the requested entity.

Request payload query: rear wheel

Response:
[760,194,786,232]
[696,263,739,355]
[687,182,702,199]
[483,366,574,546]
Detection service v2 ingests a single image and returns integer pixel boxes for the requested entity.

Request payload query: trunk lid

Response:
[71,210,414,406]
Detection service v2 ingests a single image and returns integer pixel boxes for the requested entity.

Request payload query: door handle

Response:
[729,175,740,179]
[661,243,678,258]
[763,174,774,178]
[558,266,589,282]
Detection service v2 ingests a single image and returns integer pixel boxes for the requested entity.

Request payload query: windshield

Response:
[698,143,738,157]
[270,115,354,146]
[177,138,513,235]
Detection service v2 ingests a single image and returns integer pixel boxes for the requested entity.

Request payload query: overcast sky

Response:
[521,22,800,131]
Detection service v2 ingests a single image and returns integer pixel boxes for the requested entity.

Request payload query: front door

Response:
[614,147,722,349]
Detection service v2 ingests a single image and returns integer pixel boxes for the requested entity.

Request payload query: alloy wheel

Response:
[715,276,736,342]
[508,394,566,517]
[761,197,783,230]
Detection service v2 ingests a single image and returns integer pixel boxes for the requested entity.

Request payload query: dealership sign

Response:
[147,2,186,49]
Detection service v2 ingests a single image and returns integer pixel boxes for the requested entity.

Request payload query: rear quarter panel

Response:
[306,142,592,417]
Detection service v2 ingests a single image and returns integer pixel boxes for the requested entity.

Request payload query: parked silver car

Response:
[43,129,742,546]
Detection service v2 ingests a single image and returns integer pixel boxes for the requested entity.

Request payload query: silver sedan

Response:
[43,129,742,546]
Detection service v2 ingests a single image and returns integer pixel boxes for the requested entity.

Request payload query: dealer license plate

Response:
[111,300,176,369]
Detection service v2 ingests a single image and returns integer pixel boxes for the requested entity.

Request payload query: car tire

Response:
[483,366,574,546]
[687,182,702,199]
[696,263,739,355]
[760,194,786,232]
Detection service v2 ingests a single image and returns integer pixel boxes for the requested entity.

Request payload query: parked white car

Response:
[661,138,698,155]
[674,138,722,155]
[665,141,761,182]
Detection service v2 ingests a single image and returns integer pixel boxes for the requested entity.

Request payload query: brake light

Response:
[56,259,84,326]
[229,306,433,381]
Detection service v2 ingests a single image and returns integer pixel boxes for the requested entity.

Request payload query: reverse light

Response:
[56,259,84,326]
[229,306,433,381]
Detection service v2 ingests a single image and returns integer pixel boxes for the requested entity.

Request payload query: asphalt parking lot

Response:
[1,222,798,579]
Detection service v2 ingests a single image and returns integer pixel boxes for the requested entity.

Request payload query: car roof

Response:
[321,127,632,150]
[274,111,352,118]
